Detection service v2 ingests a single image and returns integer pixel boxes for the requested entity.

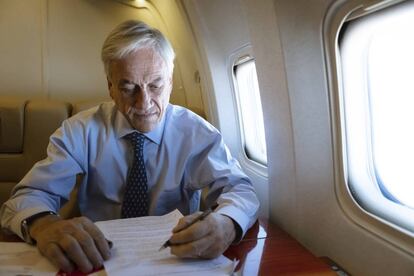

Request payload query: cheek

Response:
[161,95,170,111]
[162,90,171,105]
[154,93,170,111]
[112,92,129,112]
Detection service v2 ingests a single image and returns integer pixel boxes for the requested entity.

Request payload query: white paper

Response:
[0,242,56,276]
[95,209,234,276]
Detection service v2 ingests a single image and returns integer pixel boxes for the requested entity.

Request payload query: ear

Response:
[107,77,114,99]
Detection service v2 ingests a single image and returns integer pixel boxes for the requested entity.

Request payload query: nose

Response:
[135,87,152,111]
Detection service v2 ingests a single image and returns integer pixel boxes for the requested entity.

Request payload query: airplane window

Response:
[368,20,414,209]
[233,59,267,165]
[340,1,414,218]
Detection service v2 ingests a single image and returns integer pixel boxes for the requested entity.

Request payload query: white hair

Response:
[101,20,175,76]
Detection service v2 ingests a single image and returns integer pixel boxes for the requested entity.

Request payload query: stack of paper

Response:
[95,209,234,276]
[0,210,234,275]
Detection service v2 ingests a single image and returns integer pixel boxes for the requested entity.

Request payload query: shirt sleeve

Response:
[185,128,260,241]
[0,119,85,240]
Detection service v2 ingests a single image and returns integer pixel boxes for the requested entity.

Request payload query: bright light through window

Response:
[368,12,414,209]
[341,2,414,210]
[234,60,267,165]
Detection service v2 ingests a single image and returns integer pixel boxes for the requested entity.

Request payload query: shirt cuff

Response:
[214,204,251,243]
[10,207,54,241]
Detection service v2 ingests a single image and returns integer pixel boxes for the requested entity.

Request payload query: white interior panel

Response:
[184,0,414,274]
[182,0,269,218]
[0,0,44,97]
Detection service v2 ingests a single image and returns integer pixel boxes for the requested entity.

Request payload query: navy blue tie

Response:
[121,132,149,218]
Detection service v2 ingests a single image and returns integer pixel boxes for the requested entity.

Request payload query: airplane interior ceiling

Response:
[0,0,203,116]
[0,0,413,275]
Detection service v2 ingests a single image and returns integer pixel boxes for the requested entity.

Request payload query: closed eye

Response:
[120,86,136,96]
[149,84,160,89]
[148,82,164,92]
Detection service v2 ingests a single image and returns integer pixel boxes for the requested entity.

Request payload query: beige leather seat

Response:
[0,97,71,206]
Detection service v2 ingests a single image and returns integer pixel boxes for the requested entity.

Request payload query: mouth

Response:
[133,112,158,119]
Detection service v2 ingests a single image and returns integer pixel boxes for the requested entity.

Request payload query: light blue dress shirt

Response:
[0,102,259,240]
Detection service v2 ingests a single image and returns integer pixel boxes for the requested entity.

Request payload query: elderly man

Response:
[0,20,259,273]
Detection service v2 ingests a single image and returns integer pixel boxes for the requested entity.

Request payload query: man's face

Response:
[108,48,172,133]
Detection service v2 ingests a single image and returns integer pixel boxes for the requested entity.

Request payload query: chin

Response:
[133,121,157,133]
[135,126,153,133]
[129,114,160,132]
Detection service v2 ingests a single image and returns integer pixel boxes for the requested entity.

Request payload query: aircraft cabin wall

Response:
[271,0,414,274]
[182,0,270,219]
[183,0,414,275]
[0,0,204,116]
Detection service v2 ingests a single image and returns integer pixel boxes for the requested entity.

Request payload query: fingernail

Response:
[95,261,104,270]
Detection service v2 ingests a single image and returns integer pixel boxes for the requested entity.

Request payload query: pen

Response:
[159,208,213,251]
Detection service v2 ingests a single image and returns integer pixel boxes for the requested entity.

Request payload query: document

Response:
[0,242,106,276]
[0,242,56,276]
[95,209,234,276]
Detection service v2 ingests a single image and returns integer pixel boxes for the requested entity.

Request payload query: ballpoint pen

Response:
[159,208,213,251]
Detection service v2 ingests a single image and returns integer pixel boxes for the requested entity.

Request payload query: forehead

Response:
[110,48,168,81]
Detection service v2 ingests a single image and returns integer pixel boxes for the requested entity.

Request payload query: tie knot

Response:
[125,132,145,148]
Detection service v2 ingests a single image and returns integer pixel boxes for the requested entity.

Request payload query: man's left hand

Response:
[168,212,236,259]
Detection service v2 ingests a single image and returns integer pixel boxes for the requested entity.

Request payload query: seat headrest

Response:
[0,97,27,153]
[71,99,110,115]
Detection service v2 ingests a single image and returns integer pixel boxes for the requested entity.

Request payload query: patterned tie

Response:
[121,132,149,218]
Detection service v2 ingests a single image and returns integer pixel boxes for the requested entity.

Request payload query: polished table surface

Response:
[1,218,335,275]
[224,219,336,275]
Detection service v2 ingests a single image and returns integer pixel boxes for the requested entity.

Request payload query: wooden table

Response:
[224,219,336,275]
[1,219,335,275]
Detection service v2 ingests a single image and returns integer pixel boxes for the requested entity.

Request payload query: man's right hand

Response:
[29,215,111,273]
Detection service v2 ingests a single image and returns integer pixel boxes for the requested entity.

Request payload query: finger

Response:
[172,212,203,232]
[169,219,211,244]
[59,234,93,273]
[80,218,111,260]
[71,228,104,269]
[202,239,225,259]
[170,234,213,258]
[43,242,75,273]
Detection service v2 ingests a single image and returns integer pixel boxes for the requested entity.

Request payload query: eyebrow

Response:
[117,76,164,87]
[150,77,163,83]
[118,79,135,86]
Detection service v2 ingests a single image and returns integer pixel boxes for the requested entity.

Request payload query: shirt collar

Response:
[114,104,167,145]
